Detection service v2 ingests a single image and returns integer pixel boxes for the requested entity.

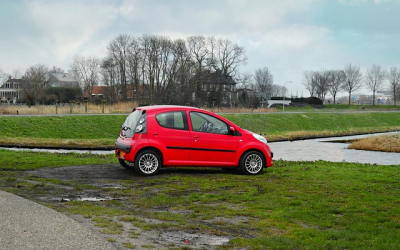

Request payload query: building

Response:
[0,78,24,104]
[191,69,237,106]
[47,73,79,88]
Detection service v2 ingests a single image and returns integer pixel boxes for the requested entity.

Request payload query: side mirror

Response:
[229,126,236,136]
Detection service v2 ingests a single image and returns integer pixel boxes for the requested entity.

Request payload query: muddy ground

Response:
[20,164,241,250]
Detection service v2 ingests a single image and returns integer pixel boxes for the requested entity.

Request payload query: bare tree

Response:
[163,38,193,105]
[187,36,209,73]
[254,67,273,98]
[70,55,100,96]
[235,72,254,107]
[49,66,64,73]
[126,37,143,102]
[0,69,8,84]
[387,67,400,105]
[365,64,386,105]
[302,70,317,97]
[11,69,23,79]
[208,37,247,106]
[107,34,132,101]
[329,70,345,104]
[213,38,247,78]
[101,56,119,103]
[271,84,287,97]
[187,36,210,106]
[342,64,363,105]
[236,72,254,90]
[22,64,48,106]
[314,70,331,102]
[303,70,330,101]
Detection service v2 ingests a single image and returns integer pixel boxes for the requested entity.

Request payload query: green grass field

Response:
[1,111,400,147]
[0,151,399,250]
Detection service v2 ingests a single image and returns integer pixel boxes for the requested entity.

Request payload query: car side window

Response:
[190,112,229,135]
[156,111,188,130]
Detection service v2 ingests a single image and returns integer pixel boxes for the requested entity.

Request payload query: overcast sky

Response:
[1,0,399,96]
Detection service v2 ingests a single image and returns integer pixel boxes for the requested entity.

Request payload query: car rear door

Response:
[147,110,191,165]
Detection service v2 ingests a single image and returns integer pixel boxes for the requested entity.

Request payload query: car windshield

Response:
[121,110,143,138]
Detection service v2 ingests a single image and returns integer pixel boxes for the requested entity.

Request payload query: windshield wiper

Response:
[122,126,131,131]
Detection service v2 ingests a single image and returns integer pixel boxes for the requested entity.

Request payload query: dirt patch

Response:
[21,164,238,250]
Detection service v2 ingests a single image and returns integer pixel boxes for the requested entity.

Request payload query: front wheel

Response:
[134,150,161,176]
[239,151,265,175]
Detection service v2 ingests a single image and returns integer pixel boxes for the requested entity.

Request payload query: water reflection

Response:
[270,132,400,165]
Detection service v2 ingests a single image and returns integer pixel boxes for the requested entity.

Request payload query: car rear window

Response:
[121,110,144,138]
[156,111,188,130]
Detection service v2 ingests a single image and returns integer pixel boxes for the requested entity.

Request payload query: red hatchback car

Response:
[115,105,273,176]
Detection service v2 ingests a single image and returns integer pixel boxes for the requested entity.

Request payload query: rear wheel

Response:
[118,159,135,169]
[134,150,161,176]
[239,151,264,175]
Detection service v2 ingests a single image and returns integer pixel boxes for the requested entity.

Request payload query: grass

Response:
[0,150,399,250]
[223,112,400,140]
[0,149,115,170]
[349,133,400,152]
[1,111,400,148]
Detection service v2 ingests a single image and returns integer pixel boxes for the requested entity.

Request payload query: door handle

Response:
[152,132,159,136]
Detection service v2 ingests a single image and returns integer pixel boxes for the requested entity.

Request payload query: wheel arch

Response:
[238,148,266,166]
[134,146,164,167]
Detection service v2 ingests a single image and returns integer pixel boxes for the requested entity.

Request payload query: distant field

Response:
[1,110,400,147]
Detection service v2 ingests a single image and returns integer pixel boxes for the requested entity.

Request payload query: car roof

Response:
[134,105,202,112]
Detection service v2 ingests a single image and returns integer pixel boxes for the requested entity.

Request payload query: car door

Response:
[189,111,237,165]
[147,111,191,165]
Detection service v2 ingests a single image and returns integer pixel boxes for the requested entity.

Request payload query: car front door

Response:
[189,111,237,165]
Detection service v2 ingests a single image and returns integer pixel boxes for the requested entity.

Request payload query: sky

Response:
[1,0,399,97]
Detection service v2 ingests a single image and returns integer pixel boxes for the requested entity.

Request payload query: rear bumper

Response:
[115,141,131,153]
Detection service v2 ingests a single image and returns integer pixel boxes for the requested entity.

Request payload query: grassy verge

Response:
[0,149,115,170]
[0,150,399,250]
[349,133,400,152]
[1,112,400,148]
[223,112,400,141]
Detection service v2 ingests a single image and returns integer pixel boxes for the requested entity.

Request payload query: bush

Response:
[291,97,323,105]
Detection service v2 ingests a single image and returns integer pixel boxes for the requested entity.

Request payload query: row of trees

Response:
[3,33,400,107]
[303,64,400,105]
[69,34,248,106]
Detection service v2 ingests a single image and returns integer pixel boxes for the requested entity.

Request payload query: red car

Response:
[115,105,273,176]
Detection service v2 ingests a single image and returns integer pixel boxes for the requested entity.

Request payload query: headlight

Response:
[252,133,268,144]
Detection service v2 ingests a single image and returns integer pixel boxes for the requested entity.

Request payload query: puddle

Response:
[154,231,230,247]
[270,132,400,165]
[60,197,116,202]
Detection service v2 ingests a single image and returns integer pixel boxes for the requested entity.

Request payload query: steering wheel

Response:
[199,122,213,132]
[198,122,208,131]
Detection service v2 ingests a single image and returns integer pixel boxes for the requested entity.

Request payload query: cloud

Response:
[119,0,136,19]
[374,0,393,4]
[338,0,367,6]
[25,0,118,61]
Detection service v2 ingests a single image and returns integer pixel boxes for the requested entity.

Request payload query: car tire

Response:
[134,150,161,176]
[239,151,265,175]
[118,159,135,169]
